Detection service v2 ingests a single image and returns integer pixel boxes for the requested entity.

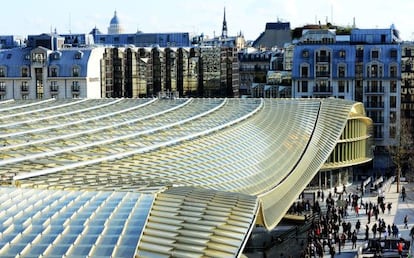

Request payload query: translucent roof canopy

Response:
[0,97,373,257]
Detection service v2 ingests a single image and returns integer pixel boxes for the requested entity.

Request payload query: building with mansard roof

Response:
[0,43,104,100]
[291,25,401,163]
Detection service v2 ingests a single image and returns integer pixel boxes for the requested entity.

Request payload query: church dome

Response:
[108,10,124,34]
[110,11,120,25]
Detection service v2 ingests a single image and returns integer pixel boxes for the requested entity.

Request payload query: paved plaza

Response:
[322,181,414,257]
[260,180,414,258]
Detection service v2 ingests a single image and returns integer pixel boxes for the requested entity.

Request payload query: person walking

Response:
[404,215,408,229]
[372,223,378,238]
[356,219,361,234]
[387,202,392,214]
[329,245,335,258]
[351,230,358,249]
[402,186,406,202]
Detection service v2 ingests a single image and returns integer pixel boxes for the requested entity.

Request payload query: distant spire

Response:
[221,7,228,38]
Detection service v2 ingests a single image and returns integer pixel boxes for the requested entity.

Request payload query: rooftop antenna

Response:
[69,13,72,34]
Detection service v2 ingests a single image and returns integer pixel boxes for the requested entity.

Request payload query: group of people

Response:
[296,182,411,257]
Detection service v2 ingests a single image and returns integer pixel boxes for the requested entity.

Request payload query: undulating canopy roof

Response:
[0,98,372,257]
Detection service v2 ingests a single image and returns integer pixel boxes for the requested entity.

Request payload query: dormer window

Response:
[21,66,29,77]
[32,52,45,63]
[72,66,80,77]
[49,66,58,77]
[51,51,61,60]
[74,51,83,59]
[0,66,6,77]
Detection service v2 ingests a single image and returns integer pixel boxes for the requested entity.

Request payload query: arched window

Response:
[367,63,383,78]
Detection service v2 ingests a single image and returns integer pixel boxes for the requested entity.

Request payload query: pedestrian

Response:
[372,223,378,238]
[388,224,392,239]
[329,245,335,258]
[387,202,392,214]
[397,240,404,256]
[404,215,408,229]
[367,210,371,224]
[356,219,361,234]
[335,233,341,254]
[365,224,369,240]
[351,231,358,249]
[402,186,406,202]
[410,226,414,244]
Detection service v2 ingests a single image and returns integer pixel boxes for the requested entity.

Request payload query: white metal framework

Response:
[0,98,373,257]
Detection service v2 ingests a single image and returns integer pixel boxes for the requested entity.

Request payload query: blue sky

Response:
[2,0,413,40]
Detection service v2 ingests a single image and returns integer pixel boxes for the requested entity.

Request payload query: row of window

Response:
[296,80,398,95]
[0,93,80,100]
[301,48,398,60]
[299,63,399,78]
[0,66,81,78]
[0,81,80,92]
[297,81,350,93]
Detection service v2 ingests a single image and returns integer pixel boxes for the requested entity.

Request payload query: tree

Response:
[388,118,414,193]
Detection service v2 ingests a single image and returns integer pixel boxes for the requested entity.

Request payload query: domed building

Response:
[89,10,190,47]
[108,10,124,34]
